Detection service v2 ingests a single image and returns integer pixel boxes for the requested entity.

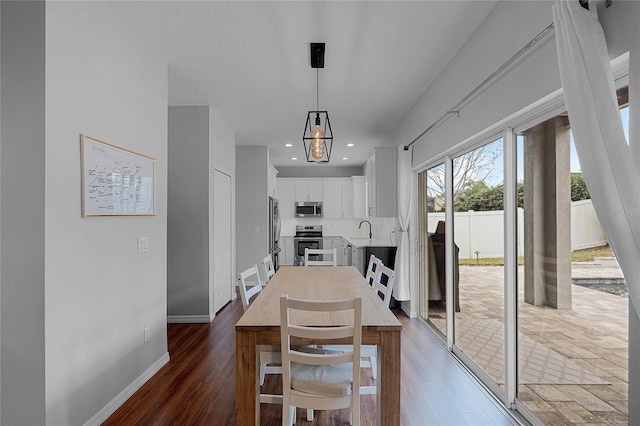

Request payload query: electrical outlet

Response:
[137,236,149,253]
[144,326,151,343]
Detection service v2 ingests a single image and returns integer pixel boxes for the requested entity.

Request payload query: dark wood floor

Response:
[104,294,520,425]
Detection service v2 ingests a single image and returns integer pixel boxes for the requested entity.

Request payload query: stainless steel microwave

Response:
[295,201,323,218]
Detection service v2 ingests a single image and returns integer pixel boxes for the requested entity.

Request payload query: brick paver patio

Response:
[426,264,628,425]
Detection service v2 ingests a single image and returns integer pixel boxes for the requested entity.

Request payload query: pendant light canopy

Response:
[303,43,333,163]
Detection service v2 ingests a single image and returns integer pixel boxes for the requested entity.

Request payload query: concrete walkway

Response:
[571,257,625,281]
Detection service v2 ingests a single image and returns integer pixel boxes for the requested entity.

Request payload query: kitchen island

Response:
[342,236,397,275]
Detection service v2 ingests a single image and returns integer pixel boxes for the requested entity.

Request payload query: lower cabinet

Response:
[280,237,294,266]
[332,237,347,266]
[351,246,364,275]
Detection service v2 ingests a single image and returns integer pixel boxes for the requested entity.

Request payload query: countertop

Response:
[342,236,396,248]
[279,235,396,248]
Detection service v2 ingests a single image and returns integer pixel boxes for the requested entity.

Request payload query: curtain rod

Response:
[405,0,612,149]
[405,22,555,149]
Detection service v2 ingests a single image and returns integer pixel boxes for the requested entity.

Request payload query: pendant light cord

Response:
[316,67,320,112]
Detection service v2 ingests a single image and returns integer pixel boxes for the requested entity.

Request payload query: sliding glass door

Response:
[418,163,447,338]
[451,138,506,393]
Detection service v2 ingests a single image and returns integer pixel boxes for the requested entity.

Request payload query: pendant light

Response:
[303,43,333,163]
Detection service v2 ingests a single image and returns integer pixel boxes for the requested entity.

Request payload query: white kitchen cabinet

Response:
[365,147,397,218]
[351,245,364,274]
[333,237,347,266]
[280,236,294,266]
[352,176,366,218]
[322,178,356,218]
[322,179,343,218]
[322,237,332,252]
[294,179,323,202]
[276,179,295,219]
[278,177,361,218]
[342,179,354,218]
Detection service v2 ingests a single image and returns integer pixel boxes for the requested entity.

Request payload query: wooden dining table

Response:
[235,265,402,425]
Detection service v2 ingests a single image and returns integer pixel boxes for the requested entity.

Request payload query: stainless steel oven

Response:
[293,225,323,266]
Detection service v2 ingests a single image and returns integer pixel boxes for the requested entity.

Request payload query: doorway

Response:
[212,169,232,315]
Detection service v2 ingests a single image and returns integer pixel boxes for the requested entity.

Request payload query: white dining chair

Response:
[364,254,382,287]
[304,248,337,266]
[361,264,396,392]
[238,265,314,420]
[280,295,362,426]
[262,254,276,283]
[238,265,282,390]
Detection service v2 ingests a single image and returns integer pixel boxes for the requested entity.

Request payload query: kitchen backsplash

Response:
[281,217,397,243]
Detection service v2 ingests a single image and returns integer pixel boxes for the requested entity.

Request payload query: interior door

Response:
[213,169,232,314]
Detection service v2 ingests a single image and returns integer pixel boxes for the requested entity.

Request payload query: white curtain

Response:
[393,146,412,301]
[553,1,640,312]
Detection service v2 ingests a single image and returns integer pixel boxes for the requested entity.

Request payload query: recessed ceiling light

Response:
[342,157,348,160]
[291,157,298,161]
[346,143,355,147]
[284,143,293,147]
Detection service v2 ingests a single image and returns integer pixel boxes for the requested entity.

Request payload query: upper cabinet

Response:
[276,179,295,219]
[352,176,366,218]
[294,179,323,202]
[277,177,365,219]
[322,178,355,218]
[365,147,397,218]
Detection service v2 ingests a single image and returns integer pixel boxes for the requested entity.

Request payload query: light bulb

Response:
[311,124,324,160]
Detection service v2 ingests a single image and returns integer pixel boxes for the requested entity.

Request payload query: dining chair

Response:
[238,265,282,390]
[262,254,276,283]
[304,247,338,266]
[238,265,315,420]
[364,254,382,287]
[362,263,396,390]
[280,294,363,426]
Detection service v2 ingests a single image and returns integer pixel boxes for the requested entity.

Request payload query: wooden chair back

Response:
[262,254,276,282]
[304,248,337,266]
[238,265,263,311]
[372,264,396,308]
[279,295,362,425]
[365,254,382,287]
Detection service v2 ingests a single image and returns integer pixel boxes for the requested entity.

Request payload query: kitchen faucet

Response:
[359,220,372,239]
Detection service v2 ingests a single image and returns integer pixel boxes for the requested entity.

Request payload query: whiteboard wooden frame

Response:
[81,134,156,217]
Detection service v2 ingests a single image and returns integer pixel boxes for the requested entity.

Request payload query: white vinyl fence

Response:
[427,199,606,259]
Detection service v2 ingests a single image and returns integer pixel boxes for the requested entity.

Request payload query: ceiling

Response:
[109,1,498,168]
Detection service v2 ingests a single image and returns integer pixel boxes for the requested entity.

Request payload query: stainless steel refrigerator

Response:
[268,197,282,270]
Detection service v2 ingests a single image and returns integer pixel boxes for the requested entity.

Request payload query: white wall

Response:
[393,1,560,165]
[1,2,46,424]
[167,106,236,321]
[210,107,237,306]
[236,146,269,275]
[44,3,168,425]
[168,107,210,317]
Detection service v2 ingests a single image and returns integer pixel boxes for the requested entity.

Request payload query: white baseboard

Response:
[167,315,212,323]
[400,301,417,318]
[84,352,170,426]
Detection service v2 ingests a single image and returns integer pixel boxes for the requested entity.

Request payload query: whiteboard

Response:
[81,134,156,217]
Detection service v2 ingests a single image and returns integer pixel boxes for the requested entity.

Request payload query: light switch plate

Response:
[137,236,149,253]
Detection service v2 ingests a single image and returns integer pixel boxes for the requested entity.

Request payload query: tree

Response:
[460,182,524,211]
[571,173,590,201]
[426,142,503,211]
